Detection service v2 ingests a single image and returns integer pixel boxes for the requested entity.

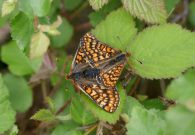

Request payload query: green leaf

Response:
[52,82,74,113]
[123,96,143,116]
[165,105,195,135]
[51,122,82,135]
[31,109,55,122]
[18,0,33,18]
[128,24,195,79]
[0,13,7,27]
[3,73,33,112]
[1,0,17,17]
[89,0,121,27]
[122,0,167,24]
[164,0,181,14]
[82,85,126,124]
[9,125,18,135]
[1,42,35,75]
[126,106,166,135]
[30,32,50,59]
[30,0,51,17]
[92,8,137,52]
[50,18,73,48]
[38,16,62,36]
[46,97,55,112]
[11,12,34,50]
[88,0,109,10]
[188,2,195,28]
[142,99,166,110]
[166,69,195,105]
[70,94,97,125]
[64,0,84,11]
[56,114,71,121]
[0,74,16,134]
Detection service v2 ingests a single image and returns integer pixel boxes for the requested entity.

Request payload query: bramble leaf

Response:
[126,106,166,135]
[165,105,195,135]
[166,68,195,110]
[50,18,73,48]
[89,0,121,27]
[31,109,55,122]
[122,0,167,24]
[128,24,195,79]
[0,74,15,134]
[11,12,34,50]
[3,73,32,112]
[51,122,82,135]
[123,96,144,116]
[1,0,17,17]
[30,0,51,17]
[70,94,97,125]
[30,32,50,59]
[18,0,33,18]
[92,8,137,52]
[88,0,109,10]
[9,125,18,135]
[1,42,35,75]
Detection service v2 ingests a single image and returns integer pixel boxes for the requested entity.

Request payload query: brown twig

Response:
[84,124,98,135]
[33,16,39,32]
[128,77,141,96]
[41,80,47,101]
[96,121,104,135]
[171,0,189,23]
[69,1,89,20]
[159,80,166,96]
[55,99,71,115]
[75,22,91,31]
[60,0,71,20]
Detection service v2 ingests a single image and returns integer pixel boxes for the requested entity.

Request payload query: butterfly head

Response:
[66,72,82,81]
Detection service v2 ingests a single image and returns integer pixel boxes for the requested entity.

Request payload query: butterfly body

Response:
[67,33,127,113]
[68,68,100,80]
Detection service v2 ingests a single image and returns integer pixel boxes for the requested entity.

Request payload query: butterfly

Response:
[67,32,127,113]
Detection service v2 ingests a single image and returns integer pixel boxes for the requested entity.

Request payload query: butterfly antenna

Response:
[116,36,143,65]
[116,36,125,50]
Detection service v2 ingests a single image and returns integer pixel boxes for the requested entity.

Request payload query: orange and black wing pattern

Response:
[77,83,119,113]
[79,33,121,67]
[69,32,127,113]
[100,63,125,88]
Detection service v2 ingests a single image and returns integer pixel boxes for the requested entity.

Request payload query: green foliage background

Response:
[0,0,195,135]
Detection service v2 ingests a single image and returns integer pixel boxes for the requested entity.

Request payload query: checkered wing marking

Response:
[80,33,121,67]
[79,83,119,113]
[72,43,88,70]
[100,64,125,88]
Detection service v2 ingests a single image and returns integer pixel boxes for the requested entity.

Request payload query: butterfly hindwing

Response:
[77,83,119,113]
[100,63,125,88]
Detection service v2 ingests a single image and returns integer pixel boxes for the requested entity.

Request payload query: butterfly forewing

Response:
[80,33,122,67]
